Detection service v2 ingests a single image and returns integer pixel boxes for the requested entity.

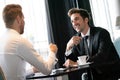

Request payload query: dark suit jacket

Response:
[66,26,120,80]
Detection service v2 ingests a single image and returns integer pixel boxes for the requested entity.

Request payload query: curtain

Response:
[78,0,94,26]
[46,0,78,68]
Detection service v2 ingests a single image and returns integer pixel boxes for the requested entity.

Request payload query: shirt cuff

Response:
[26,68,35,77]
[54,58,58,65]
[49,52,58,64]
[65,49,72,56]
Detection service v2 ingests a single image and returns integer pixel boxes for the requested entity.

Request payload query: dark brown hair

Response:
[68,8,90,20]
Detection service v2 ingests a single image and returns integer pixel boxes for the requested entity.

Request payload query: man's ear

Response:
[85,18,89,23]
[16,15,21,24]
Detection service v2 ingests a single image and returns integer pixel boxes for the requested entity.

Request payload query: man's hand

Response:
[66,36,81,51]
[63,59,78,68]
[33,67,39,73]
[49,43,58,54]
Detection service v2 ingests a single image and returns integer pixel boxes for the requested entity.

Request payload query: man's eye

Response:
[75,18,79,21]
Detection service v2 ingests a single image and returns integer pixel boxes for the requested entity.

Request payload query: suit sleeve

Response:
[65,45,81,62]
[88,29,119,64]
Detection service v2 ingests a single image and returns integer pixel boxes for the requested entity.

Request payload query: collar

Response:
[6,28,20,35]
[81,27,90,37]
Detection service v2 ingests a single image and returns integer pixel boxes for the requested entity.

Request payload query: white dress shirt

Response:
[0,29,56,80]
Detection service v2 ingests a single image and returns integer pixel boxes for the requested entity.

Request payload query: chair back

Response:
[0,53,26,80]
[113,37,120,57]
[0,66,6,80]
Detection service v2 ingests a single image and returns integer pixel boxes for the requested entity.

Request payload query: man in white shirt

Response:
[0,4,58,80]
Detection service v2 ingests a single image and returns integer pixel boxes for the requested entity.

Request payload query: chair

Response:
[0,66,6,80]
[114,37,120,57]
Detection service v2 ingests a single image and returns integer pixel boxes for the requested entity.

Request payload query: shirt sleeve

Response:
[16,38,56,75]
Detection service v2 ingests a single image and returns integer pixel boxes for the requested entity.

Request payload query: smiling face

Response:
[70,13,88,33]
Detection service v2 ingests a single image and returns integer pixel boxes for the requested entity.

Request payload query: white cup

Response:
[77,55,87,65]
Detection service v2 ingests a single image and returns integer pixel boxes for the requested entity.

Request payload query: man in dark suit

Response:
[63,8,120,80]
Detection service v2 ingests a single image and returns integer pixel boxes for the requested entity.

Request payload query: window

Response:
[89,0,120,41]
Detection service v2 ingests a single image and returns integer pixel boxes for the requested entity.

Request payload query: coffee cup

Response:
[77,55,87,65]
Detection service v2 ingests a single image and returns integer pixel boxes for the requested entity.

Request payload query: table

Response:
[26,63,92,80]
